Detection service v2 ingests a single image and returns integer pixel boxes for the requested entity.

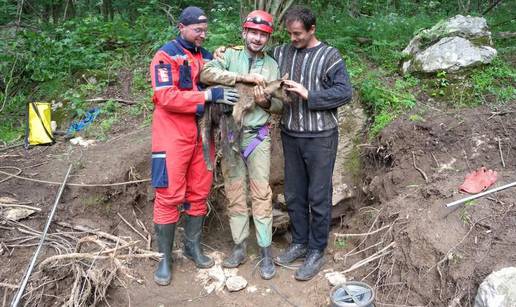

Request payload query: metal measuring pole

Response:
[10,164,73,307]
[445,180,516,209]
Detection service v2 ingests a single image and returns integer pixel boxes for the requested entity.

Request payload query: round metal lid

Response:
[330,281,375,307]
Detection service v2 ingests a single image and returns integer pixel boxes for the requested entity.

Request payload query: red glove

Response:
[459,167,497,194]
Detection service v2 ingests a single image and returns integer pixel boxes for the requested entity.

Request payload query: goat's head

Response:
[264,73,292,105]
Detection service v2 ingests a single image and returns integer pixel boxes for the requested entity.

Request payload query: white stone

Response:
[69,136,96,147]
[1,208,36,221]
[225,275,247,292]
[195,263,226,294]
[325,271,347,286]
[223,268,238,278]
[401,15,496,74]
[412,37,496,73]
[475,267,516,307]
[247,285,258,293]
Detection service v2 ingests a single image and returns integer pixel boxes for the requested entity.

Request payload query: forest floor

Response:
[1,89,515,306]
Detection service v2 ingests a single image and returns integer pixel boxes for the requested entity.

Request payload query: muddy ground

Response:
[1,101,515,306]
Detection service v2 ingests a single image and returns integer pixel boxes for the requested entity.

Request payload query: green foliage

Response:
[421,58,515,107]
[204,4,241,49]
[359,75,416,136]
[1,0,514,143]
[408,114,425,122]
[334,238,348,249]
[471,59,516,104]
[0,0,17,25]
[459,207,472,225]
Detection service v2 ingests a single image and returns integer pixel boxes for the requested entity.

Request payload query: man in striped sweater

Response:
[272,6,352,281]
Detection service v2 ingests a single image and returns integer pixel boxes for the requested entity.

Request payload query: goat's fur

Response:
[200,75,289,171]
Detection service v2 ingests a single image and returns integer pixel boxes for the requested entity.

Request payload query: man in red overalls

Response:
[149,6,239,286]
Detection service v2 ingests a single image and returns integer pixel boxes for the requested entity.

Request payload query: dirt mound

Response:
[2,103,515,306]
[351,104,516,305]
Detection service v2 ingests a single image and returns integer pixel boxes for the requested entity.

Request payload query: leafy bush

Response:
[359,74,416,136]
[1,0,514,143]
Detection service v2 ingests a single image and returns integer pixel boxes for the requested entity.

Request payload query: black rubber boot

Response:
[259,246,276,280]
[274,243,307,265]
[222,241,247,268]
[154,223,176,286]
[183,215,214,268]
[294,249,325,281]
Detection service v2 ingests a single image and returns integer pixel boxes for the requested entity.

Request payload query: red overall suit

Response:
[150,36,214,224]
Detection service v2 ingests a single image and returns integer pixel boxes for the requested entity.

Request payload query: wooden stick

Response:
[412,151,428,183]
[431,152,440,168]
[342,250,392,274]
[0,204,41,211]
[334,224,391,238]
[497,138,506,168]
[0,283,19,289]
[39,252,161,269]
[132,209,151,250]
[117,213,148,243]
[85,98,135,105]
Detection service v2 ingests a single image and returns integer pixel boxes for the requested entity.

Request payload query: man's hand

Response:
[253,85,271,109]
[237,73,266,87]
[213,46,226,61]
[283,80,308,100]
[205,87,240,105]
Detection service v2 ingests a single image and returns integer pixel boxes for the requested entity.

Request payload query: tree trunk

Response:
[349,0,360,18]
[244,0,294,24]
[101,0,114,21]
[63,0,75,20]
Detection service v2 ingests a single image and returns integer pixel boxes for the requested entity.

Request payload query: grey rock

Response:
[407,36,496,74]
[475,267,516,307]
[401,15,496,74]
[225,275,247,292]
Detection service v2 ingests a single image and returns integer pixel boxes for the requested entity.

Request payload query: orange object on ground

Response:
[459,167,498,194]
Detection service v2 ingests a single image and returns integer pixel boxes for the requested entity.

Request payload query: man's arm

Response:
[201,50,267,86]
[200,51,239,86]
[306,58,352,111]
[150,51,205,114]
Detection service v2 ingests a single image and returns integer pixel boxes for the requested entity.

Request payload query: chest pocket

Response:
[179,60,193,90]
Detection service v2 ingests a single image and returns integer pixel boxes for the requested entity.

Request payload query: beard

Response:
[246,40,265,52]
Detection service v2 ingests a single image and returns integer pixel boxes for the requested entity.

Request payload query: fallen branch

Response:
[0,283,19,289]
[497,138,506,168]
[0,203,41,211]
[117,212,148,244]
[342,241,395,274]
[412,151,428,183]
[38,251,161,270]
[85,97,135,105]
[0,166,22,184]
[340,209,383,257]
[132,208,151,250]
[56,221,151,255]
[334,224,391,238]
[431,152,440,168]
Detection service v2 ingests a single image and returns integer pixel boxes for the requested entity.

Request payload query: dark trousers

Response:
[281,130,338,251]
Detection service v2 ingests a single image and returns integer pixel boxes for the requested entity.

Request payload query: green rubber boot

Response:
[183,215,214,268]
[154,223,176,286]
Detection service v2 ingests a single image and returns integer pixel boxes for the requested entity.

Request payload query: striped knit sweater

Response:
[271,42,352,137]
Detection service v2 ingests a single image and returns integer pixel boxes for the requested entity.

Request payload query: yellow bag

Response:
[25,102,54,147]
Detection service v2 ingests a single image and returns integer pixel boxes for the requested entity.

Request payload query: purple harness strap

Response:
[242,125,269,161]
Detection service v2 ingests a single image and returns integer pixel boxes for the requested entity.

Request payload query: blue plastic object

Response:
[67,108,100,135]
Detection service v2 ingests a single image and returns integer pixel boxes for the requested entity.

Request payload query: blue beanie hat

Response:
[179,6,208,26]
